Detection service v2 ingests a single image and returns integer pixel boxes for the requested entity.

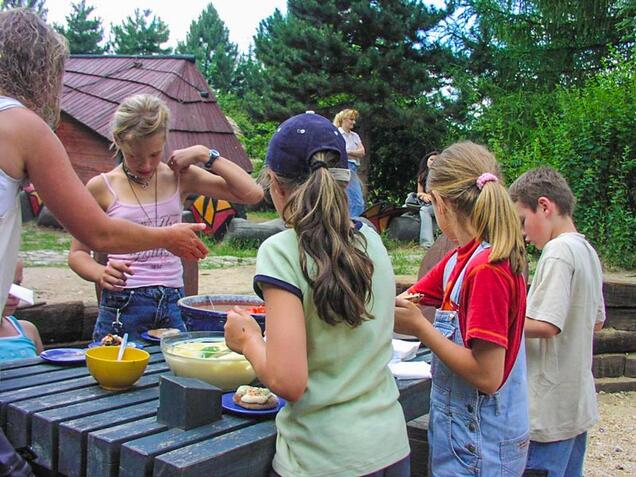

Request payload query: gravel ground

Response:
[586,391,636,476]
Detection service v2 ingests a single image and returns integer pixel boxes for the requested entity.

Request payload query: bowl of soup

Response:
[160,331,256,391]
[178,294,266,332]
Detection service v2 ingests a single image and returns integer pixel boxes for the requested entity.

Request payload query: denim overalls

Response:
[428,242,529,476]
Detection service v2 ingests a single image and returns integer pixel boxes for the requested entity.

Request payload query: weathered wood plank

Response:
[31,387,158,471]
[152,421,277,477]
[593,328,636,354]
[605,308,636,331]
[119,414,250,477]
[592,353,626,378]
[0,361,167,430]
[603,281,636,308]
[58,400,159,477]
[397,378,432,422]
[87,417,169,477]
[5,370,167,448]
[0,356,46,370]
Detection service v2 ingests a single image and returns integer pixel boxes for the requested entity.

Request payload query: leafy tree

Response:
[249,0,454,201]
[54,0,105,54]
[110,8,171,55]
[0,0,46,18]
[176,3,238,93]
[447,0,633,98]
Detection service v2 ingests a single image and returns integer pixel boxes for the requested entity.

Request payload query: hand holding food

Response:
[224,306,263,354]
[233,385,279,410]
[402,292,424,303]
[99,260,133,291]
[394,297,430,338]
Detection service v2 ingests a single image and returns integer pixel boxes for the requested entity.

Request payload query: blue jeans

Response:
[524,432,587,477]
[93,286,186,342]
[418,204,435,247]
[346,160,365,217]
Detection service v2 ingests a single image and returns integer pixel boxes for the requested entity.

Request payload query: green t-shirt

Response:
[254,222,409,477]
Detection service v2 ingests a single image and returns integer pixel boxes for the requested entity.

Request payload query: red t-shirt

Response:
[409,239,526,386]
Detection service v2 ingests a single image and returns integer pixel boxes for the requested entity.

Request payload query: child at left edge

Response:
[394,141,529,475]
[0,258,43,361]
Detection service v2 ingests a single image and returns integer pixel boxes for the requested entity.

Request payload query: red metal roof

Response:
[61,55,252,171]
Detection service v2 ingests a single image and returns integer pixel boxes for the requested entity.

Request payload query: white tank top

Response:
[0,96,25,314]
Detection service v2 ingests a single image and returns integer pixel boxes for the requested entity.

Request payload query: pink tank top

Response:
[102,174,184,288]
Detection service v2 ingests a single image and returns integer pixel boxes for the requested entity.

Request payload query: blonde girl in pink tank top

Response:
[68,94,263,343]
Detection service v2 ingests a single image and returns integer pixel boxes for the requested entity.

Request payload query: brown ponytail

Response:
[272,151,375,327]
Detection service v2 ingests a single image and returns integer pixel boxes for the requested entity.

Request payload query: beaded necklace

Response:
[127,170,158,227]
[122,162,153,189]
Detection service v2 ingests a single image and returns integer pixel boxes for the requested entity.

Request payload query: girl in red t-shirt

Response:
[395,141,529,475]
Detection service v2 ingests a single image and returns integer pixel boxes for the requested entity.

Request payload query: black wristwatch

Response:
[205,148,220,169]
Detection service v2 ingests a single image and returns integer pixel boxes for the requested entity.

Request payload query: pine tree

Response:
[110,8,171,55]
[54,0,105,54]
[0,0,47,18]
[176,3,238,93]
[249,0,453,200]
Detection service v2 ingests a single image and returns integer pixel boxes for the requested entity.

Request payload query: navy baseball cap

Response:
[265,112,349,179]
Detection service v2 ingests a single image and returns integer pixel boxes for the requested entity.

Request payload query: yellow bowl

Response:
[161,331,256,391]
[85,346,150,391]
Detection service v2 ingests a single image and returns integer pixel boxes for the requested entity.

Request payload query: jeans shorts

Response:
[93,286,186,342]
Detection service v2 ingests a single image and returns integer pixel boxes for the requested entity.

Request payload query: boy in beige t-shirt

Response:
[510,167,605,477]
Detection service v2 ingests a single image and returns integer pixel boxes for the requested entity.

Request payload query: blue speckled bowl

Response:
[178,294,266,332]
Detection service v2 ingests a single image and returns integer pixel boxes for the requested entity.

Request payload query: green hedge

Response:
[474,51,636,268]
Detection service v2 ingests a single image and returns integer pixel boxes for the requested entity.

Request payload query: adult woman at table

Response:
[333,109,366,217]
[68,94,263,342]
[0,9,208,317]
[225,113,410,476]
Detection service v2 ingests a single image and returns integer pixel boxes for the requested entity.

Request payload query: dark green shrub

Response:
[474,51,636,268]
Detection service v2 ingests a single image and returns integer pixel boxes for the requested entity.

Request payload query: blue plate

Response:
[87,341,144,349]
[221,392,286,417]
[140,331,161,343]
[40,348,86,364]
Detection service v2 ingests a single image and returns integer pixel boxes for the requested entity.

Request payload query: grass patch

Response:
[246,210,278,222]
[21,223,71,252]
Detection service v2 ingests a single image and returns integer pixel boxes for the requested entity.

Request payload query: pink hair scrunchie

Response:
[476,172,498,190]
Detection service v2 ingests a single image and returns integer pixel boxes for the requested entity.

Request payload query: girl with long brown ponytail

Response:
[224,113,410,477]
[395,141,529,475]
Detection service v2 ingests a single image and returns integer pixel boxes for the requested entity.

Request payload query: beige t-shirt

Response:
[526,232,605,442]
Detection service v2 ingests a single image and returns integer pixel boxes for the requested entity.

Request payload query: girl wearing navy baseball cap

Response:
[225,112,410,477]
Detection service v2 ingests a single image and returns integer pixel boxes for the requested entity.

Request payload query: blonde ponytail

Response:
[429,142,526,274]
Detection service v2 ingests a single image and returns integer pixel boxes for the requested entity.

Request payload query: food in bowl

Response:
[161,332,256,391]
[100,333,123,346]
[178,295,266,333]
[85,346,149,391]
[233,385,278,410]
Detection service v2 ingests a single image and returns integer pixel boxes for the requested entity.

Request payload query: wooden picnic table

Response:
[0,345,431,477]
